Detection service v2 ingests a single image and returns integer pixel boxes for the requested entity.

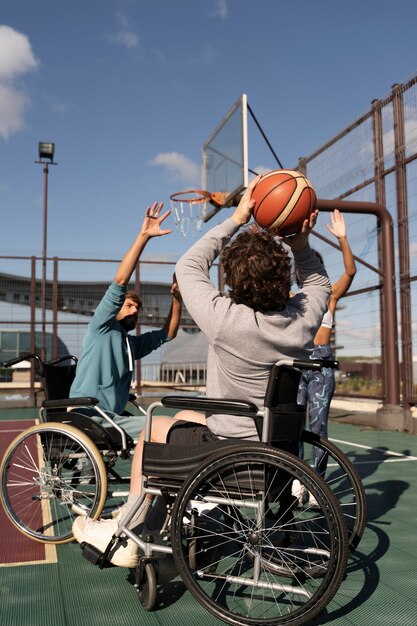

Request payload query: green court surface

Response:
[0,408,416,626]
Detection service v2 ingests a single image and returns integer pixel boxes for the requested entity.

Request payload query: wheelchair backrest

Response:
[42,358,77,401]
[261,363,306,442]
[264,364,302,408]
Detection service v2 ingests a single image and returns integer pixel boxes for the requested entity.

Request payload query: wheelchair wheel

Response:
[171,444,348,626]
[300,431,367,551]
[0,422,107,543]
[135,561,158,611]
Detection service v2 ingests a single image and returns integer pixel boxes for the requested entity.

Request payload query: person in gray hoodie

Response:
[72,176,331,567]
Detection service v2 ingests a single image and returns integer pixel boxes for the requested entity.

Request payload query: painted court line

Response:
[0,418,57,568]
[330,437,417,462]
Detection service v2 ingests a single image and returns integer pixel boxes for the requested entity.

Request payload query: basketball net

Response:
[169,190,211,237]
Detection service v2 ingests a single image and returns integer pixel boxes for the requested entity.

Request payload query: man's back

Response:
[176,218,331,439]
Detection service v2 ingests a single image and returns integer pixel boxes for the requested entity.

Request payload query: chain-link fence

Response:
[0,257,220,405]
[297,73,417,408]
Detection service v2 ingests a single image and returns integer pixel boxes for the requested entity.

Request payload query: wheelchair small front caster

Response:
[135,559,158,611]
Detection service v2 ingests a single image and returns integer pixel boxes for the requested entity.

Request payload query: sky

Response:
[1,0,417,269]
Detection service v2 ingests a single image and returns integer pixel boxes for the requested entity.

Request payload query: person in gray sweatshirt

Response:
[72,176,331,567]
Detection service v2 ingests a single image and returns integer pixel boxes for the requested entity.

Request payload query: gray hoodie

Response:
[175,218,331,440]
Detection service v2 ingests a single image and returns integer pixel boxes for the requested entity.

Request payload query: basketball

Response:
[252,169,317,235]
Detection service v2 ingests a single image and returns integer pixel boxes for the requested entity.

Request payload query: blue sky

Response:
[1,0,417,267]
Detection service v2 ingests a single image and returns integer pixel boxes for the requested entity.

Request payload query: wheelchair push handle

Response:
[47,355,78,366]
[1,352,41,369]
[293,358,339,371]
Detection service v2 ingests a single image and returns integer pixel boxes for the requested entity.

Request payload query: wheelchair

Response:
[0,352,143,543]
[75,357,363,625]
[1,354,366,559]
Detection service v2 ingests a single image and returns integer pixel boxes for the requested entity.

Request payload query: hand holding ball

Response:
[252,169,317,235]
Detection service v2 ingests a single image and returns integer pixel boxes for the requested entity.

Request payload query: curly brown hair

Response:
[220,226,291,312]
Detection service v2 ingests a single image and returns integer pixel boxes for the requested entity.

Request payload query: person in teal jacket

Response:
[69,202,182,440]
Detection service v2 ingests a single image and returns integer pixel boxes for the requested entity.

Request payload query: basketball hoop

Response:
[170,189,212,237]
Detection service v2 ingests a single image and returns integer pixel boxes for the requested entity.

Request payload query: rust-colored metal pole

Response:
[371,98,390,404]
[392,83,414,407]
[316,198,400,407]
[41,162,49,362]
[52,257,59,359]
[30,256,36,403]
[135,263,141,393]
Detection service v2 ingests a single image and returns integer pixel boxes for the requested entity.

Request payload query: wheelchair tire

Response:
[136,561,158,611]
[171,444,348,626]
[300,431,367,552]
[0,422,108,543]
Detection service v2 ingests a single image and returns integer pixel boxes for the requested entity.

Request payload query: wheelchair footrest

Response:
[80,542,105,566]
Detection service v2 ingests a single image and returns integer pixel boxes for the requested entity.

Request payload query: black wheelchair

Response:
[0,352,143,543]
[79,357,365,625]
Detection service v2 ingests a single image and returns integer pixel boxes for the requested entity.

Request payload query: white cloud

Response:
[106,30,139,49]
[210,0,228,19]
[105,11,139,50]
[0,25,38,80]
[150,152,200,186]
[189,43,219,66]
[43,93,76,115]
[0,25,38,139]
[0,83,28,139]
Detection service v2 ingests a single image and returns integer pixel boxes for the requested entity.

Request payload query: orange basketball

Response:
[252,169,317,235]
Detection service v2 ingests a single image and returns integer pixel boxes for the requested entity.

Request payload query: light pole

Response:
[35,142,57,361]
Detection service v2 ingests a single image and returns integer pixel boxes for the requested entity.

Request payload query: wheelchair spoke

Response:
[1,423,107,543]
[172,445,348,626]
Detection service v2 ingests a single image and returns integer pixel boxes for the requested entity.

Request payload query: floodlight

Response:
[38,142,55,161]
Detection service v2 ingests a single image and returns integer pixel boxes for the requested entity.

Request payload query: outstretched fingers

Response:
[143,202,172,236]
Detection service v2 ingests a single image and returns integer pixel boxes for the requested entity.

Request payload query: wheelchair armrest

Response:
[161,396,259,415]
[42,396,99,409]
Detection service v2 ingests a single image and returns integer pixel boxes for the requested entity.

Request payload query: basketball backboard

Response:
[170,94,248,235]
[202,94,248,216]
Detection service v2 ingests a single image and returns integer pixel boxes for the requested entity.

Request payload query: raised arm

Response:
[162,275,183,340]
[114,202,172,286]
[326,210,356,303]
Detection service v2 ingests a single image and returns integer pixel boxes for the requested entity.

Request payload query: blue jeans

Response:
[297,344,335,475]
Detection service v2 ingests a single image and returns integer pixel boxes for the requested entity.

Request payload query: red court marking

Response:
[0,420,55,566]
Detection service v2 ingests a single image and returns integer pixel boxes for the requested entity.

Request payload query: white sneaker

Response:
[291,479,308,507]
[72,512,138,568]
[308,492,320,509]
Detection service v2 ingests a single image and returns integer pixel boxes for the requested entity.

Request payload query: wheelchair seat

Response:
[53,410,135,451]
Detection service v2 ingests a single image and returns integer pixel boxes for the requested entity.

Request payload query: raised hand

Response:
[326,209,346,240]
[281,209,319,252]
[141,202,172,238]
[231,175,262,226]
